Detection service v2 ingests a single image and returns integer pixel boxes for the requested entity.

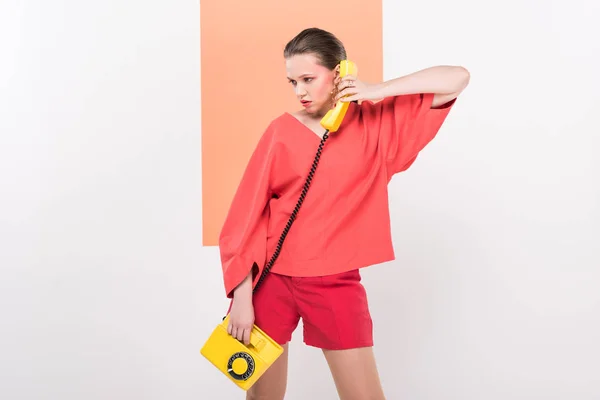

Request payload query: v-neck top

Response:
[219,93,456,297]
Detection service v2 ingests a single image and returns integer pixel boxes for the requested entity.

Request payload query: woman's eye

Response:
[304,78,313,83]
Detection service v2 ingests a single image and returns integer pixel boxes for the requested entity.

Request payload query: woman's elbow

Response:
[454,66,470,91]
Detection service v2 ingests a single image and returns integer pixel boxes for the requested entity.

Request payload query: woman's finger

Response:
[336,86,358,101]
[343,81,355,90]
[242,328,251,345]
[340,94,358,102]
[236,327,245,342]
[335,87,348,101]
[338,80,354,91]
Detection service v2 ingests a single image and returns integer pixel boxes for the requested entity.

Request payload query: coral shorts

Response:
[230,269,373,350]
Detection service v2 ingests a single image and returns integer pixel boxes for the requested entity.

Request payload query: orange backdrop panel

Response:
[201,0,383,246]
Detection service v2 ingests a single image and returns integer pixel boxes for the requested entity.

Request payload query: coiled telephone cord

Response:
[253,129,330,292]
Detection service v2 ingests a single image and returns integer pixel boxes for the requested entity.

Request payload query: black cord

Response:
[253,129,330,292]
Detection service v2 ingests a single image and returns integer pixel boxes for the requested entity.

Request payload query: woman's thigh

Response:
[246,343,289,400]
[322,346,385,400]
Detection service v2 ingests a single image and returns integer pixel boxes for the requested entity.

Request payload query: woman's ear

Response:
[333,65,341,84]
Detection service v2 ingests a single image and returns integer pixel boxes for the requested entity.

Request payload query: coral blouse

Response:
[219,93,456,297]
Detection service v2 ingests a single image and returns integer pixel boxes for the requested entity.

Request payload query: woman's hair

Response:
[283,28,347,70]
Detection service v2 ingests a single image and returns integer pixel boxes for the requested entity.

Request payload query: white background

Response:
[1,0,599,399]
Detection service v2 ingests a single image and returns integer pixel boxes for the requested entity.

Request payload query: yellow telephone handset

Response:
[320,60,358,132]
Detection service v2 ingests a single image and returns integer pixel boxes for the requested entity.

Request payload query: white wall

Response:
[1,0,598,399]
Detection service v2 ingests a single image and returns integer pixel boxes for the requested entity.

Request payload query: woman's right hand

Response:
[227,275,255,345]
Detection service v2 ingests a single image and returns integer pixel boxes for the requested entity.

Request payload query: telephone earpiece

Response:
[320,60,358,133]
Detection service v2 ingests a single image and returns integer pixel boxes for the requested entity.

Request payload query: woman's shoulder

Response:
[260,111,304,139]
[251,112,297,150]
[268,111,299,129]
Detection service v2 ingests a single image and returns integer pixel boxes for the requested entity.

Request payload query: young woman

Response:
[218,28,470,400]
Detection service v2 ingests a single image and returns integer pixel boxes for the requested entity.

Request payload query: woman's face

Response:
[285,53,338,117]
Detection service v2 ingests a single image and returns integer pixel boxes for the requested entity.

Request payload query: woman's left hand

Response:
[334,75,382,103]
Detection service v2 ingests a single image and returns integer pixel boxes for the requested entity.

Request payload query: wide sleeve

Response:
[218,124,278,298]
[362,93,456,176]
